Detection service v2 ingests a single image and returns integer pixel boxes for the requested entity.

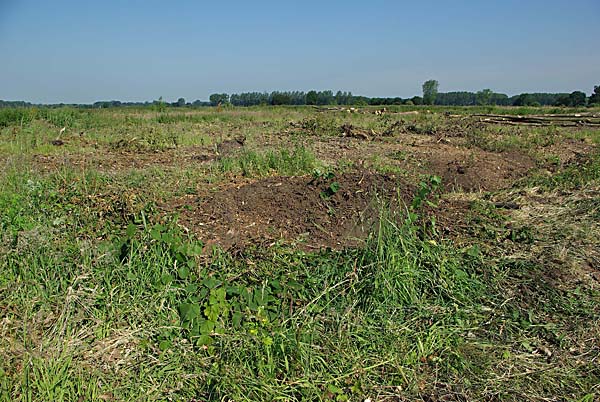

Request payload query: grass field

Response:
[1,105,599,401]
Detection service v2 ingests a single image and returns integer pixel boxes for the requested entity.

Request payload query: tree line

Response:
[420,80,598,107]
[1,83,599,108]
[200,84,600,108]
[211,91,358,107]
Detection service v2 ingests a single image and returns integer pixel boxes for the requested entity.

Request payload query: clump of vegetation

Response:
[526,149,600,189]
[216,145,318,177]
[109,127,180,151]
[0,108,36,128]
[292,115,338,136]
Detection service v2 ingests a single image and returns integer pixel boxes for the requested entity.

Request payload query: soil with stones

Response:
[176,171,415,251]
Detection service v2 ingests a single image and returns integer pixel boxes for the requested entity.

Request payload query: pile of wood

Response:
[312,106,349,113]
[339,122,402,140]
[340,124,372,140]
[475,113,600,127]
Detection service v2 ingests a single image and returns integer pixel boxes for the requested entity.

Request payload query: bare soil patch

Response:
[539,137,596,171]
[311,137,536,192]
[421,146,535,191]
[176,171,414,251]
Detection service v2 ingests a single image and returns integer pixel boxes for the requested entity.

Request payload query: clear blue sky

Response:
[1,0,598,103]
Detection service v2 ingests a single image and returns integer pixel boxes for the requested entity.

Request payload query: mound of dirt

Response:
[177,172,415,251]
[421,147,535,191]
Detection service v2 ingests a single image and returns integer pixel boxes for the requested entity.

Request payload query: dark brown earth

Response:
[310,136,537,192]
[18,116,597,252]
[422,147,535,191]
[176,172,415,251]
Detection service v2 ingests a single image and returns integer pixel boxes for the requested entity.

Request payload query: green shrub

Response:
[0,108,35,128]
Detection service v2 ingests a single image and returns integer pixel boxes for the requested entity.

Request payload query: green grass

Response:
[2,187,598,400]
[0,106,599,400]
[524,149,600,189]
[215,145,319,177]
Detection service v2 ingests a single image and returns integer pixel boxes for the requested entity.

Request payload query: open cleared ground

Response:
[1,105,599,401]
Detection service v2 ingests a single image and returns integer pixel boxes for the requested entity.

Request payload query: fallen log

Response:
[340,124,371,140]
[475,113,600,127]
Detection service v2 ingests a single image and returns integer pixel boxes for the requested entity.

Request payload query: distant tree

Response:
[422,80,439,105]
[411,96,424,105]
[316,90,335,105]
[490,93,510,106]
[209,93,229,106]
[352,96,369,106]
[306,90,318,105]
[0,100,33,108]
[228,92,271,106]
[569,91,587,107]
[589,85,600,105]
[336,91,353,105]
[229,94,241,106]
[290,91,307,105]
[337,91,349,105]
[333,91,353,105]
[476,89,493,105]
[555,94,571,106]
[512,93,536,107]
[176,97,186,107]
[435,90,511,106]
[154,96,167,112]
[515,93,567,106]
[346,92,354,105]
[270,92,292,105]
[435,91,477,106]
[555,91,586,107]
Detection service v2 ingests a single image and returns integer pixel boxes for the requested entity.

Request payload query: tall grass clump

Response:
[0,108,36,128]
[38,108,79,127]
[216,145,318,177]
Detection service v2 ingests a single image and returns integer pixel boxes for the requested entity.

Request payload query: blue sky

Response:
[1,0,598,103]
